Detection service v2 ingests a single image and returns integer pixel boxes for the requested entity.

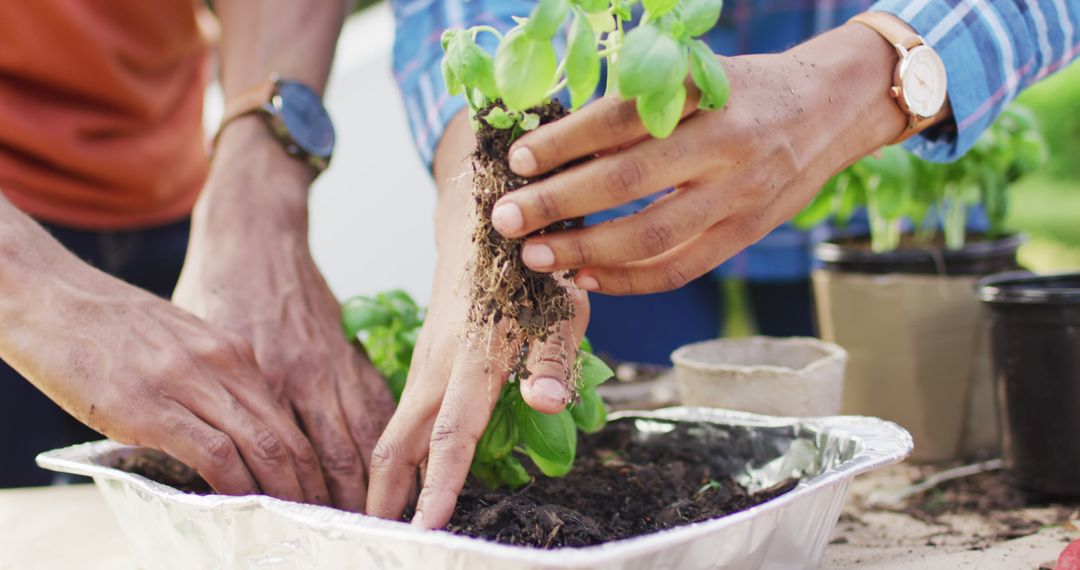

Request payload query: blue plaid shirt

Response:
[390,0,1080,281]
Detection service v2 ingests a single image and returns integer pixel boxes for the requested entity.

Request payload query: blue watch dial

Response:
[275,80,335,159]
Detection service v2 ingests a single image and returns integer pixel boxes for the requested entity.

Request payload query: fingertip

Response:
[575,274,600,292]
[491,201,524,236]
[520,376,569,414]
[508,146,538,176]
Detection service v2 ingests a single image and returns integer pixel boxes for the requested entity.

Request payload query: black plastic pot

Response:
[978,272,1080,498]
[815,233,1026,275]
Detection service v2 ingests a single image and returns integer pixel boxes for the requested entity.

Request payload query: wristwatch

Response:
[850,12,949,145]
[217,74,335,173]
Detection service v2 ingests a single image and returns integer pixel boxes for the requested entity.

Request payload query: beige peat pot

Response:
[671,336,848,417]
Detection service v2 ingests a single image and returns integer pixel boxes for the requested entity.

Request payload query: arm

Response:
[171,0,395,512]
[364,0,588,528]
[0,197,325,502]
[489,0,1080,295]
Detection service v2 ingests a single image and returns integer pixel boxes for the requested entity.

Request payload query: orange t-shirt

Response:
[0,0,209,230]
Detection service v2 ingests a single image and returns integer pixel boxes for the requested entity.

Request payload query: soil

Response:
[112,420,799,549]
[468,100,582,382]
[829,232,995,253]
[448,420,798,548]
[898,469,1079,542]
[114,450,211,495]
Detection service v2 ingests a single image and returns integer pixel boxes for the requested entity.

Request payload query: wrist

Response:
[790,23,909,165]
[194,116,313,240]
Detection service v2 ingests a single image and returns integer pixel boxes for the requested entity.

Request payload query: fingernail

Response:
[509,146,537,175]
[491,202,524,235]
[411,510,426,528]
[522,244,555,269]
[533,377,569,405]
[576,275,600,291]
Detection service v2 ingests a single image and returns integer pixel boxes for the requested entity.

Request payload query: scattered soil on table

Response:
[468,100,582,385]
[449,420,798,548]
[115,450,210,495]
[898,469,1080,542]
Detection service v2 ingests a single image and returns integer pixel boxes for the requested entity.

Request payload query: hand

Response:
[173,118,395,511]
[365,111,590,529]
[488,23,911,294]
[0,242,327,502]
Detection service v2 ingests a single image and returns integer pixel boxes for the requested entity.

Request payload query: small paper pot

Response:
[672,336,847,417]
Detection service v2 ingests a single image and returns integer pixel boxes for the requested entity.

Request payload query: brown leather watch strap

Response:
[850,12,922,51]
[219,78,277,134]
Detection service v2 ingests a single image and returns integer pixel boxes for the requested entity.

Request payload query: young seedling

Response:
[442,0,730,405]
[793,104,1048,252]
[343,290,616,488]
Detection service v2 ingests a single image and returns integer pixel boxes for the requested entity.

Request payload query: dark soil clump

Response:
[468,100,581,380]
[449,420,798,548]
[115,450,211,495]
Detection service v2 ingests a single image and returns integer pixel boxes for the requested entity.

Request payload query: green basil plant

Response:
[794,104,1049,253]
[441,0,730,138]
[342,290,615,489]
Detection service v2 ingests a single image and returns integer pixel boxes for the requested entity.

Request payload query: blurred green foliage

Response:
[1006,61,1080,270]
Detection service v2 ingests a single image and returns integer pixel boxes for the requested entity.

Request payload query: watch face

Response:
[899,45,948,118]
[274,80,335,159]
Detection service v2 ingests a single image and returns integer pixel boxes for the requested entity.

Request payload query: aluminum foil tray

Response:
[37,407,912,570]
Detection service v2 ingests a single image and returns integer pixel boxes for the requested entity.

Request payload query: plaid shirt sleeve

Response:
[389,0,533,169]
[871,0,1080,162]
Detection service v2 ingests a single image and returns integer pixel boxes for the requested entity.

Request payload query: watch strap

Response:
[849,12,946,146]
[850,12,922,51]
[216,78,277,142]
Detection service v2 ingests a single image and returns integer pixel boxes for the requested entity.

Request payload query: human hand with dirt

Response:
[365,111,590,529]
[0,196,327,502]
[489,23,926,294]
[173,117,395,512]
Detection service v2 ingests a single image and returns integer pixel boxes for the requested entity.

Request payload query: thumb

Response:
[520,284,590,414]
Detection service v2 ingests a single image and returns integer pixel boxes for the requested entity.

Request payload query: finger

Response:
[291,387,369,512]
[337,353,396,487]
[412,348,507,529]
[226,376,331,506]
[521,285,591,412]
[157,409,258,496]
[508,88,700,177]
[491,127,701,239]
[576,213,771,295]
[518,183,719,272]
[365,359,446,521]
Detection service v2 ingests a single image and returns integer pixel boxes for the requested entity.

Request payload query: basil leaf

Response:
[342,296,392,340]
[519,111,541,131]
[682,0,723,37]
[643,0,679,17]
[578,336,594,354]
[566,9,601,110]
[570,387,607,433]
[688,40,729,110]
[496,30,558,110]
[376,290,421,328]
[834,174,863,227]
[387,369,408,402]
[526,0,571,39]
[483,106,517,129]
[516,400,576,477]
[475,401,518,462]
[573,0,610,12]
[616,25,687,99]
[577,351,614,389]
[447,33,499,100]
[636,83,686,138]
[441,58,463,96]
[493,454,532,489]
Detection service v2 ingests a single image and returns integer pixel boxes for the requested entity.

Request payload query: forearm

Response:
[193,0,351,242]
[432,110,476,261]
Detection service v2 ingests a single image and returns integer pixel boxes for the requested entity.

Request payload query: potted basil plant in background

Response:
[795,105,1048,462]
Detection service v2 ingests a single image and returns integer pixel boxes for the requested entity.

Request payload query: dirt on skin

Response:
[448,420,798,548]
[468,100,581,382]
